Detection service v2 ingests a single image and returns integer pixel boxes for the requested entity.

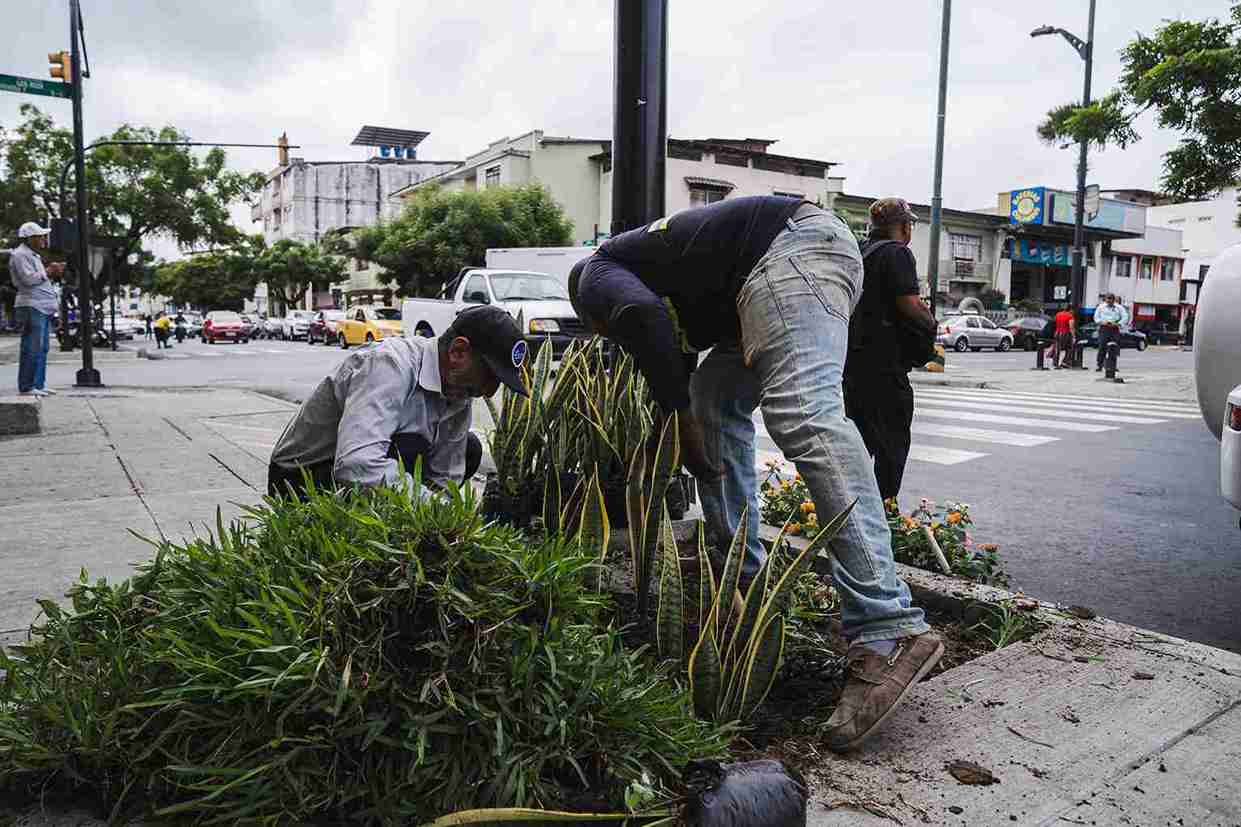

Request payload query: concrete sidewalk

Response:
[912,359,1198,403]
[1,387,1237,826]
[0,386,291,648]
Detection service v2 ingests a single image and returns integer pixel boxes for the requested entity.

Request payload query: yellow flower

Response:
[800,501,815,514]
[781,480,791,490]
[788,521,802,535]
[902,517,918,531]
[932,522,941,531]
[946,511,962,525]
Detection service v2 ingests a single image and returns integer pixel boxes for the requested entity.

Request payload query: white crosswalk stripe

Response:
[910,421,1059,447]
[976,388,1200,410]
[915,408,1116,433]
[916,388,1201,419]
[909,397,1168,425]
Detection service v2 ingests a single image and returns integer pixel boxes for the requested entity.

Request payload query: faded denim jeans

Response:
[16,306,50,393]
[691,207,927,644]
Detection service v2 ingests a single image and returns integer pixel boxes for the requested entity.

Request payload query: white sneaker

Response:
[40,388,57,395]
[30,389,50,397]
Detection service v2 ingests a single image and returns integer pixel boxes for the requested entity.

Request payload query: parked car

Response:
[106,316,144,340]
[239,314,259,339]
[936,314,1014,352]
[307,309,347,344]
[202,310,249,344]
[1005,315,1051,351]
[178,313,203,338]
[1077,323,1148,350]
[1138,321,1180,346]
[259,316,281,339]
[337,306,403,348]
[281,310,315,340]
[402,268,587,358]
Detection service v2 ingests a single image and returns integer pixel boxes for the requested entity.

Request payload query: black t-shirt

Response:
[845,239,922,377]
[577,196,804,410]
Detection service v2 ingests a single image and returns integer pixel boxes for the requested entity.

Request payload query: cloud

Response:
[3,0,1234,258]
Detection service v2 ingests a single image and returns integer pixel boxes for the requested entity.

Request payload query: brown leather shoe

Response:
[823,631,944,753]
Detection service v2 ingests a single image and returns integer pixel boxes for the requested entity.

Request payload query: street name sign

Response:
[0,73,71,99]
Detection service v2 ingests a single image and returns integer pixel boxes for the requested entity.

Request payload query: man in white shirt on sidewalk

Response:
[1093,293,1129,375]
[8,222,64,397]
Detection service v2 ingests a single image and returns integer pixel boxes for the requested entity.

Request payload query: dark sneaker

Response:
[824,631,945,753]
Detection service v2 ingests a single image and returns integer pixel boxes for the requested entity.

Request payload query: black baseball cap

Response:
[446,305,529,397]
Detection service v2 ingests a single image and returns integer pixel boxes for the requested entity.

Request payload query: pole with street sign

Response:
[0,73,71,99]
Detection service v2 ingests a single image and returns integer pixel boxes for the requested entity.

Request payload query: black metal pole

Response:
[1070,0,1096,358]
[611,0,668,235]
[69,0,100,386]
[927,0,951,316]
[108,253,117,350]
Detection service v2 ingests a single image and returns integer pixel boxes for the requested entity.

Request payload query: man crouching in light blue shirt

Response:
[267,305,528,500]
[8,221,64,396]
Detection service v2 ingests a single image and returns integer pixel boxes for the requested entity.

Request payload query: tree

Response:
[1037,5,1241,214]
[153,236,265,311]
[254,239,346,312]
[0,104,265,294]
[354,184,574,296]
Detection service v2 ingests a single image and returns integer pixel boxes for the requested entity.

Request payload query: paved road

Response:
[8,338,1238,651]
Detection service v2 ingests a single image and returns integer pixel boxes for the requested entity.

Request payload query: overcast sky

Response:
[3,0,1233,256]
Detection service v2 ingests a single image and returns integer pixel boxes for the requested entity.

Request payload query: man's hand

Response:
[675,411,721,485]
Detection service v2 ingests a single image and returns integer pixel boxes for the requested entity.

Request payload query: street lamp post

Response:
[1032,0,1096,368]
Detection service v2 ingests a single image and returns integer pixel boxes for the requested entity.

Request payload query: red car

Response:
[307,309,346,344]
[202,311,249,344]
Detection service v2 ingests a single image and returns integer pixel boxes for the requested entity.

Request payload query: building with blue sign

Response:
[997,186,1147,313]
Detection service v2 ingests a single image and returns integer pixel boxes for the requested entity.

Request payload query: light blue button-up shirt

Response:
[1093,302,1128,327]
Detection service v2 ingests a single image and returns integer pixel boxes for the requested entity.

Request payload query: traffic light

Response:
[47,50,71,84]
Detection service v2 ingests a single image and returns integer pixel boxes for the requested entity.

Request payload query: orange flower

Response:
[800,501,815,514]
[788,521,802,535]
[946,511,962,525]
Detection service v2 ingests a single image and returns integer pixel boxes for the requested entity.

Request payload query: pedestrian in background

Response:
[843,198,937,501]
[8,221,64,397]
[153,311,172,349]
[144,313,153,340]
[1053,306,1076,369]
[1094,293,1128,372]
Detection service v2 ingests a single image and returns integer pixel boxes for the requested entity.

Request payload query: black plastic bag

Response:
[684,759,808,827]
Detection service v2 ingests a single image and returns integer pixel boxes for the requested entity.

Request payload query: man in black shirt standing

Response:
[570,196,942,752]
[844,198,937,501]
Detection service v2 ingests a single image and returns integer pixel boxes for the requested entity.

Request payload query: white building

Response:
[252,127,459,310]
[1105,225,1185,334]
[392,131,839,245]
[1144,186,1241,310]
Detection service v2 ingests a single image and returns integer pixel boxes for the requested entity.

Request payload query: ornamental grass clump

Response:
[0,481,728,823]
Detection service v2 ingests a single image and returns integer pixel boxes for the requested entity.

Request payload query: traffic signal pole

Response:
[68,0,100,386]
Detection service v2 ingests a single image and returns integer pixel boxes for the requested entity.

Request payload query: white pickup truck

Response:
[401,268,589,359]
[1193,242,1241,517]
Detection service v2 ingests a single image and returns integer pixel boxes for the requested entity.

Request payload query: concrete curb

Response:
[0,394,41,435]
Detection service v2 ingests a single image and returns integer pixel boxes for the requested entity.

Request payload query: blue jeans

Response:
[692,207,928,644]
[16,306,50,393]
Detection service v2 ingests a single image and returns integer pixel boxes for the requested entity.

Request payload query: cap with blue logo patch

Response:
[448,305,529,397]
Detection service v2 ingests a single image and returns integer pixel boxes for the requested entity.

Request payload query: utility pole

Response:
[927,0,952,316]
[68,0,101,386]
[1071,0,1097,328]
[611,0,668,235]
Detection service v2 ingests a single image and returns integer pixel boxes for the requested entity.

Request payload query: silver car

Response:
[937,313,1014,353]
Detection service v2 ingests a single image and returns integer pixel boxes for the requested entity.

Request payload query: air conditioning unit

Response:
[954,259,976,277]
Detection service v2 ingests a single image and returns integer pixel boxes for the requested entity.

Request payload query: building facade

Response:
[833,193,1008,309]
[1106,225,1185,333]
[393,131,840,246]
[252,128,459,310]
[1144,186,1241,315]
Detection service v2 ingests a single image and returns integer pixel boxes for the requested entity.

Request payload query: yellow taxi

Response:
[336,306,403,348]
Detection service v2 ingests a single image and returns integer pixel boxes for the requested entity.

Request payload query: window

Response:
[462,275,489,304]
[773,190,804,199]
[355,257,366,272]
[1197,216,1213,222]
[1139,258,1154,280]
[966,317,981,329]
[980,318,997,329]
[689,187,726,208]
[484,165,501,188]
[668,145,703,162]
[1199,264,1210,281]
[950,233,982,262]
[1159,259,1177,281]
[1114,257,1132,278]
[489,272,568,301]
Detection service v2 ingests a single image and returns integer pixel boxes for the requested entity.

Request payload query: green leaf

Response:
[688,629,722,721]
[542,467,562,537]
[655,505,684,662]
[696,521,715,630]
[739,615,785,720]
[713,504,749,642]
[576,470,610,591]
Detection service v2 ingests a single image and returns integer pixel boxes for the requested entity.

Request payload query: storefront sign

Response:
[1049,191,1146,234]
[1008,238,1070,265]
[1009,188,1045,224]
